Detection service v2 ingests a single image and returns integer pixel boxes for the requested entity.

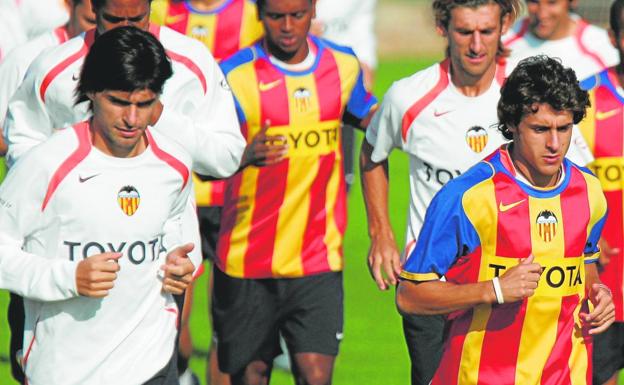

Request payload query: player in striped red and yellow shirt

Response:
[212,0,376,382]
[398,56,614,385]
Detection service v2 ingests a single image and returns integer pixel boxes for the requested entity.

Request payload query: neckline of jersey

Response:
[254,35,324,77]
[184,0,234,15]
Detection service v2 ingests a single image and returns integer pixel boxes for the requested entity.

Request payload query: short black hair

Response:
[91,0,153,10]
[256,0,313,14]
[611,0,624,37]
[497,55,589,140]
[75,26,172,105]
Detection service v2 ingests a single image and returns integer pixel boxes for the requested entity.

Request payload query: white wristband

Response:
[492,277,504,304]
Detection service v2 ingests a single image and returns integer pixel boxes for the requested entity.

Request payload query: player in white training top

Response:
[503,0,619,80]
[4,0,244,176]
[0,26,196,385]
[0,0,95,154]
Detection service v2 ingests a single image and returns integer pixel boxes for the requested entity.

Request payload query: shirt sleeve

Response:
[153,61,246,178]
[4,54,55,167]
[584,191,608,264]
[0,153,79,301]
[365,83,404,163]
[401,181,481,281]
[345,66,377,120]
[0,49,28,129]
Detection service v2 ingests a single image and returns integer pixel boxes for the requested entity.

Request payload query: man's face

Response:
[94,0,150,34]
[441,4,504,81]
[260,0,315,64]
[70,0,96,34]
[526,0,574,40]
[89,89,158,157]
[509,103,574,187]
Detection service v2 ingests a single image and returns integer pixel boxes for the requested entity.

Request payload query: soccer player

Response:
[362,1,517,384]
[396,55,615,385]
[149,1,264,383]
[503,0,619,80]
[577,1,624,384]
[0,25,196,385]
[213,0,377,383]
[0,0,96,155]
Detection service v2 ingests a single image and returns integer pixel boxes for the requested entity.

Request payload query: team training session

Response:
[3,0,624,384]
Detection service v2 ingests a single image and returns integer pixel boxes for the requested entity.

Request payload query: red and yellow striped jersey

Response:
[579,68,624,321]
[150,0,263,207]
[150,0,263,62]
[402,146,607,385]
[217,37,376,278]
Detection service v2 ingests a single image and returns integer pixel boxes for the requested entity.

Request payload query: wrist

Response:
[482,280,498,304]
[492,277,504,304]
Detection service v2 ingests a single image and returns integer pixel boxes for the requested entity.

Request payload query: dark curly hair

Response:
[497,55,589,140]
[611,0,624,38]
[92,0,153,10]
[75,26,172,106]
[433,0,521,29]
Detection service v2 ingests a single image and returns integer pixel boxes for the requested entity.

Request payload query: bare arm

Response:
[396,255,542,315]
[360,139,401,290]
[582,262,615,334]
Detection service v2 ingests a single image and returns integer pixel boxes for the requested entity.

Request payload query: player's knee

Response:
[299,369,331,385]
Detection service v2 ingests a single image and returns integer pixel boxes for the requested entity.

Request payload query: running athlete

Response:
[214,0,377,384]
[362,1,516,384]
[149,2,264,383]
[0,26,195,385]
[503,0,619,80]
[577,1,624,384]
[397,55,614,385]
[0,2,96,382]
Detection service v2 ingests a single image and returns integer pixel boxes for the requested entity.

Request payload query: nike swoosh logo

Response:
[258,79,282,92]
[499,199,526,212]
[79,173,100,183]
[433,109,453,117]
[165,14,186,24]
[596,108,620,120]
[72,73,79,81]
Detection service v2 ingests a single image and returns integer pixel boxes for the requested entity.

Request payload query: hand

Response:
[241,120,289,168]
[76,252,122,298]
[498,254,542,303]
[161,243,195,295]
[367,236,401,291]
[598,238,620,268]
[581,283,615,335]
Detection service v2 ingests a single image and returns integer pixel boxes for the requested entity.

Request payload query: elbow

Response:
[396,281,434,316]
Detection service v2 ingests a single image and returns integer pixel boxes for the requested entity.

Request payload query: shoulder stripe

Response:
[39,30,94,102]
[166,49,207,94]
[575,19,607,70]
[146,129,190,189]
[503,18,530,46]
[41,122,92,211]
[54,26,69,44]
[401,59,450,141]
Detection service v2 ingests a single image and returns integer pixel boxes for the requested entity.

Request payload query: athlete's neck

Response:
[189,0,229,11]
[615,64,624,89]
[508,143,562,188]
[449,58,497,97]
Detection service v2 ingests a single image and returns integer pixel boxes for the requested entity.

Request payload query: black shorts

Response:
[593,322,624,384]
[402,313,446,385]
[211,267,343,375]
[197,206,222,262]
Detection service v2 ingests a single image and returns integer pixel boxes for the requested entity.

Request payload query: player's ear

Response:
[436,23,448,38]
[609,29,618,49]
[501,12,511,35]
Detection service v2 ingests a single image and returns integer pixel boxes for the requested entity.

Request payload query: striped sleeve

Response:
[345,67,376,119]
[401,167,489,281]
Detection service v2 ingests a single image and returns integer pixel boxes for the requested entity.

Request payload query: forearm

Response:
[396,279,496,316]
[0,246,78,301]
[360,139,393,240]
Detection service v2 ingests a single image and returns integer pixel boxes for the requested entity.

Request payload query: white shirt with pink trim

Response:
[503,15,619,81]
[0,122,192,385]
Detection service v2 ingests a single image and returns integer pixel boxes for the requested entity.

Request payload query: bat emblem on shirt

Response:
[465,126,488,153]
[536,210,558,242]
[118,185,140,216]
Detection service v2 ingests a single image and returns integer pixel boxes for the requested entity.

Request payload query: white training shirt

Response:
[0,0,28,62]
[503,15,619,81]
[367,59,593,258]
[0,122,192,385]
[4,24,245,177]
[314,0,377,69]
[0,26,69,129]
